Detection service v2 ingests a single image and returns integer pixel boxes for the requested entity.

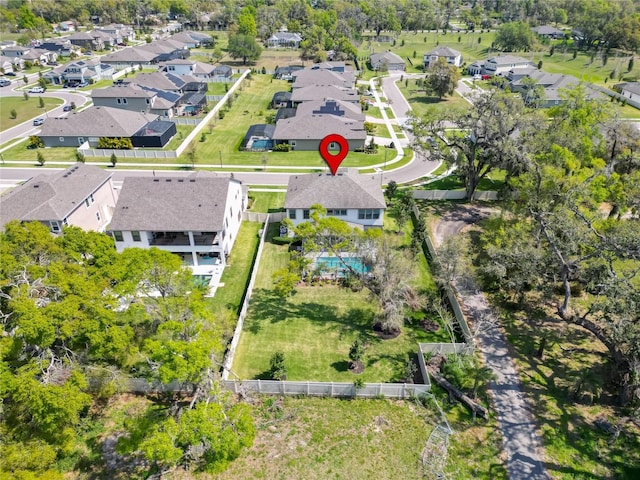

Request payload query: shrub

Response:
[218,109,225,120]
[97,137,133,149]
[75,151,86,163]
[200,132,206,142]
[26,135,44,149]
[269,351,287,380]
[272,236,295,245]
[36,151,45,166]
[110,153,117,167]
[273,143,290,152]
[364,121,375,134]
[9,109,16,119]
[261,66,266,74]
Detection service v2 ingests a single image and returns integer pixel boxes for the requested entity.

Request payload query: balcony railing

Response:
[149,232,218,247]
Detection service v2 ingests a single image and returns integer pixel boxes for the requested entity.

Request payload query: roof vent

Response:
[178,179,184,182]
[166,179,171,182]
[153,178,159,182]
[189,179,195,182]
[34,185,39,188]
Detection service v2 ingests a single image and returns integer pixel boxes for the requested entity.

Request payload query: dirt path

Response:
[432,205,550,480]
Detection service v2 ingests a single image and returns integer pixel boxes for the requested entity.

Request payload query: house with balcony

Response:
[285,169,386,229]
[266,32,302,48]
[43,59,115,85]
[109,172,247,267]
[0,163,117,233]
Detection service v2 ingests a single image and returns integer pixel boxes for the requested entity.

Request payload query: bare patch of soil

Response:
[419,318,440,333]
[373,324,401,339]
[349,360,364,374]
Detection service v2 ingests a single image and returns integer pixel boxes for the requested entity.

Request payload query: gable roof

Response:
[126,71,182,91]
[295,98,364,121]
[91,84,155,99]
[109,172,239,232]
[486,55,533,66]
[532,25,564,36]
[272,113,366,141]
[100,47,159,63]
[425,46,461,57]
[268,32,302,42]
[370,51,405,65]
[0,164,111,228]
[38,106,158,137]
[285,169,386,210]
[292,69,355,89]
[616,82,640,96]
[290,84,359,103]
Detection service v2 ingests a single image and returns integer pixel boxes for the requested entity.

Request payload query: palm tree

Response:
[469,357,496,400]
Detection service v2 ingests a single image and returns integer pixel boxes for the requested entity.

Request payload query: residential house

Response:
[482,55,534,76]
[423,47,462,68]
[160,58,216,78]
[295,98,365,122]
[21,48,57,65]
[290,85,360,105]
[531,25,565,39]
[67,31,105,51]
[169,31,213,48]
[509,70,603,107]
[272,113,367,151]
[291,68,356,89]
[99,47,162,68]
[39,39,76,57]
[308,61,348,73]
[2,45,30,58]
[43,59,115,85]
[37,106,160,147]
[212,64,233,80]
[136,40,189,62]
[285,169,386,229]
[266,32,302,48]
[109,172,246,267]
[92,84,174,117]
[271,91,291,108]
[615,82,640,103]
[52,21,76,33]
[369,51,405,71]
[274,65,304,80]
[0,55,22,74]
[242,124,275,150]
[95,24,135,43]
[0,163,117,233]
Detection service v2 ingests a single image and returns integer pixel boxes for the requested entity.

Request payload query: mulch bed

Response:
[349,360,365,374]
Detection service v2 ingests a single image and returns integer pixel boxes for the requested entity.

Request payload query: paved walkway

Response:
[433,206,549,480]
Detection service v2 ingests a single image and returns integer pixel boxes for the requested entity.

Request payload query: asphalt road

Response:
[0,72,90,145]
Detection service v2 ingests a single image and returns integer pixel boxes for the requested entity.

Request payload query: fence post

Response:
[281,380,285,395]
[378,383,382,396]
[402,383,406,398]
[331,382,334,396]
[257,379,261,394]
[307,381,310,395]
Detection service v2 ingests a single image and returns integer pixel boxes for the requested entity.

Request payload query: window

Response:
[84,194,94,208]
[329,142,337,150]
[113,231,123,242]
[290,141,296,147]
[116,98,122,104]
[132,231,141,241]
[59,137,64,142]
[50,221,60,233]
[327,209,347,216]
[96,211,101,221]
[117,98,127,104]
[145,98,150,104]
[289,209,296,219]
[358,209,380,220]
[303,209,310,219]
[62,218,68,226]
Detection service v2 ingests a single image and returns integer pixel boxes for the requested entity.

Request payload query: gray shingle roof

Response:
[616,82,640,96]
[38,106,158,137]
[486,55,533,66]
[273,113,366,141]
[285,169,386,210]
[425,47,461,57]
[292,69,355,89]
[109,172,240,231]
[91,84,155,99]
[100,47,159,63]
[290,85,359,103]
[370,51,405,65]
[295,98,364,121]
[126,71,181,91]
[0,164,111,228]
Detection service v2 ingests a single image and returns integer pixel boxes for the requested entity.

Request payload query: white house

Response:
[109,172,247,267]
[267,32,302,48]
[482,55,534,76]
[284,169,386,229]
[423,47,462,68]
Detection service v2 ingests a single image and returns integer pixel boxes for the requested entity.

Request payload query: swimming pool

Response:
[248,139,273,150]
[315,256,369,276]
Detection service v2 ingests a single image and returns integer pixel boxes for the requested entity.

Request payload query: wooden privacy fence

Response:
[222,380,430,398]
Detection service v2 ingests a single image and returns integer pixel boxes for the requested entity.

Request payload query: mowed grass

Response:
[214,396,506,480]
[208,221,262,338]
[0,96,64,131]
[248,191,286,212]
[232,223,443,383]
[397,78,471,118]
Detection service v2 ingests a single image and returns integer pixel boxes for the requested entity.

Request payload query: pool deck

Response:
[192,264,225,297]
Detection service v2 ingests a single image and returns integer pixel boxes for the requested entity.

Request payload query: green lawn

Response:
[207,221,262,338]
[420,170,505,191]
[207,82,229,95]
[163,125,196,150]
[248,191,286,212]
[232,223,444,383]
[397,79,471,117]
[0,96,64,131]
[215,395,506,480]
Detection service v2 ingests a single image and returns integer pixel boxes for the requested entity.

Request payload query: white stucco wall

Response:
[286,207,384,228]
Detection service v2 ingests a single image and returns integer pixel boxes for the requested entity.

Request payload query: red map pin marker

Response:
[319,134,349,176]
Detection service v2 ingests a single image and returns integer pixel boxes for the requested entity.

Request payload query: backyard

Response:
[231,218,445,383]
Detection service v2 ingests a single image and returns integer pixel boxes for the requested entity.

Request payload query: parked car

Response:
[63,104,75,112]
[27,86,45,93]
[77,81,89,88]
[0,79,11,87]
[64,81,79,88]
[33,118,44,126]
[4,71,17,76]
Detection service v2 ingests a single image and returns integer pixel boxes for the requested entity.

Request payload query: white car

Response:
[27,87,45,93]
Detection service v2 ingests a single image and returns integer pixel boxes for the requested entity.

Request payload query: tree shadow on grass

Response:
[331,361,350,373]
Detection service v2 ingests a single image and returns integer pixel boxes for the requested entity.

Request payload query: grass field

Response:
[397,79,470,118]
[232,221,444,383]
[0,96,64,131]
[248,191,286,212]
[207,221,262,338]
[213,396,507,480]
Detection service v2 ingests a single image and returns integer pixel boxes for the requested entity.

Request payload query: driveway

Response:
[432,205,550,480]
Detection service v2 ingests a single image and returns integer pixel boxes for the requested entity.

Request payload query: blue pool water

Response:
[315,256,369,276]
[251,139,273,149]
